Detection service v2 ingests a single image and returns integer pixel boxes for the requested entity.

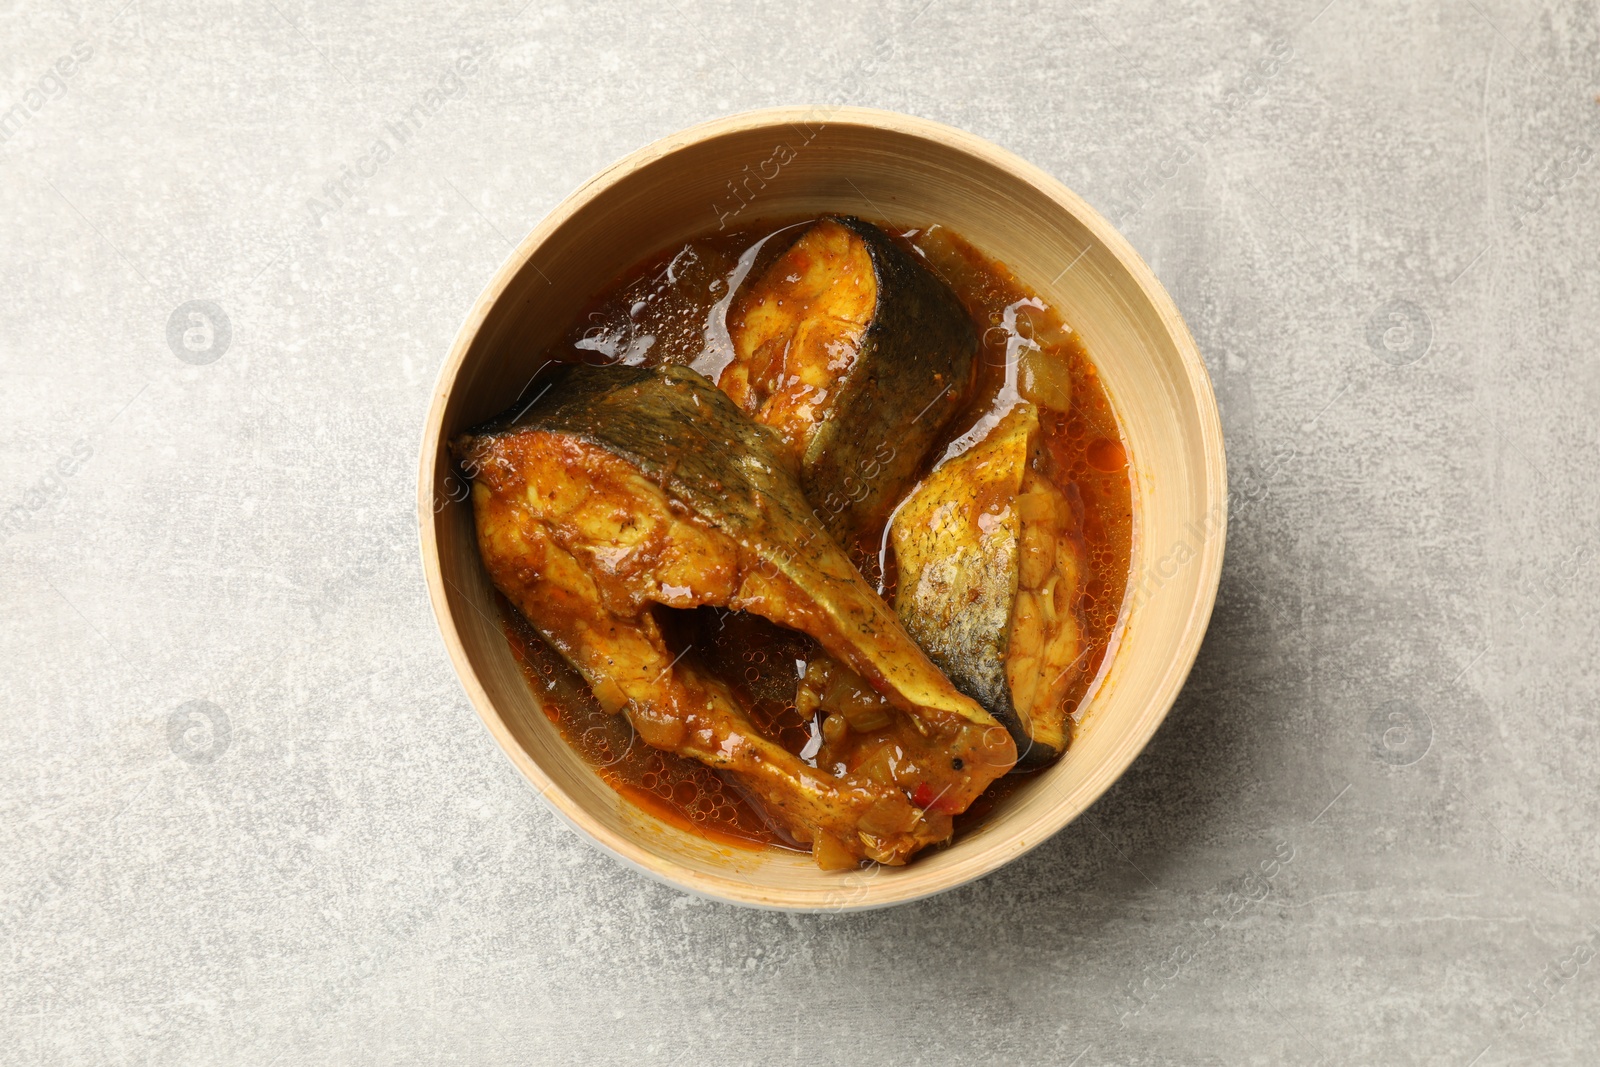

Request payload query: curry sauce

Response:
[497,219,1134,854]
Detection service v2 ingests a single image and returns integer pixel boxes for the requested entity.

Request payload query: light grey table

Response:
[4,1,1597,1063]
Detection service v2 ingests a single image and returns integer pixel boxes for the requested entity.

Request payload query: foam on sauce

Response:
[498,218,1135,852]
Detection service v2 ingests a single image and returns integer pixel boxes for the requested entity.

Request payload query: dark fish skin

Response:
[801,216,978,547]
[479,361,805,550]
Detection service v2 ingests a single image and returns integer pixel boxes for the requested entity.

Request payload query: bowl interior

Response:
[419,108,1225,910]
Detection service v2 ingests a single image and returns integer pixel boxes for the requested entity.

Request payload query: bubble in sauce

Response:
[1086,437,1127,472]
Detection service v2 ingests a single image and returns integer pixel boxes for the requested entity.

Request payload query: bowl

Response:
[418,106,1225,910]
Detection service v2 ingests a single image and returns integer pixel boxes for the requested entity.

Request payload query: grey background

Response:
[3,0,1597,1063]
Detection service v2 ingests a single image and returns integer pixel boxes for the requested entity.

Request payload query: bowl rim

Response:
[417,105,1226,910]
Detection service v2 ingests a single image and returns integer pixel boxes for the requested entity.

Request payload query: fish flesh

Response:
[719,216,977,548]
[889,403,1087,766]
[454,362,1016,866]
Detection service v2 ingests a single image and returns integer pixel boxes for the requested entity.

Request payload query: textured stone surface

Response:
[3,0,1598,1063]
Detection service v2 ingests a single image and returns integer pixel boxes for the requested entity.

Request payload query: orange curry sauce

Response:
[497,219,1135,854]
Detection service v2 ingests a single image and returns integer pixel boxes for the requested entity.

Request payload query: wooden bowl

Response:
[418,107,1225,910]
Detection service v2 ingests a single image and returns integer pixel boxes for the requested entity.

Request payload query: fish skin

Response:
[782,216,978,549]
[890,403,1064,768]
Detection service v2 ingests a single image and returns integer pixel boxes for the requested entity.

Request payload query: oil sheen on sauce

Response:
[499,218,1136,853]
